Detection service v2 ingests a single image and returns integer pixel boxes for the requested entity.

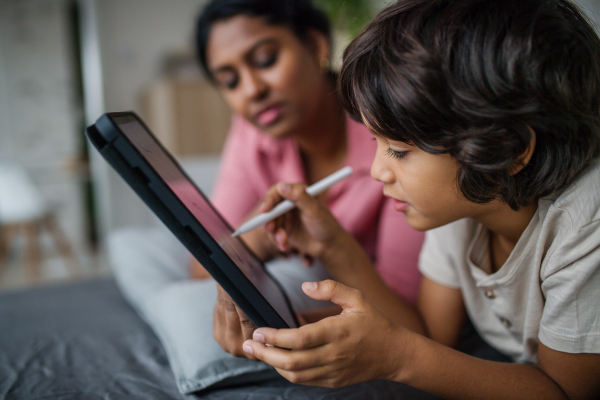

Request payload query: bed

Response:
[0,273,510,399]
[0,158,509,399]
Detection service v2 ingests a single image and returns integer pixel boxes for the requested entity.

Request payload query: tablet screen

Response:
[113,115,297,328]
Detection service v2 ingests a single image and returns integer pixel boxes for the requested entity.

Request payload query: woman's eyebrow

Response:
[242,38,278,63]
[210,38,278,76]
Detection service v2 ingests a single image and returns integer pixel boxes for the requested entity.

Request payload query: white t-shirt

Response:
[419,158,600,364]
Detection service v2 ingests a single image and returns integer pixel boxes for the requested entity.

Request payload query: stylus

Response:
[231,166,353,237]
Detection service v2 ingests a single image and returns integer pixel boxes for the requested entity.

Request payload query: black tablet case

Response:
[86,111,298,329]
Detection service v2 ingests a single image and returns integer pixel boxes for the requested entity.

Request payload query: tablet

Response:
[86,111,299,329]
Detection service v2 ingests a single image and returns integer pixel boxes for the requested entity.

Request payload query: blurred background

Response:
[0,0,598,292]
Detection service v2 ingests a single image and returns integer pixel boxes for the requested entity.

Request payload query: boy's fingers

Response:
[242,340,327,371]
[275,364,335,387]
[252,323,330,351]
[302,280,365,311]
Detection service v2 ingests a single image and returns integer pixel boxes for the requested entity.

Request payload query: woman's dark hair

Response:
[339,0,600,210]
[195,0,331,80]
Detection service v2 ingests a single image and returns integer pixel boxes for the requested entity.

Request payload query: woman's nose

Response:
[242,70,268,101]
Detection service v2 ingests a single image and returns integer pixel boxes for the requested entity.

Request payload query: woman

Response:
[193,0,425,357]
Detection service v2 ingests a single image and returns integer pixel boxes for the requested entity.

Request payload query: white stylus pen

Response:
[231,166,353,237]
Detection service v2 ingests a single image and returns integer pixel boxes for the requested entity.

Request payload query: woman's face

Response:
[206,15,327,138]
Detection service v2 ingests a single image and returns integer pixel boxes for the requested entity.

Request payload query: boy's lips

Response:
[392,198,410,212]
[384,191,410,212]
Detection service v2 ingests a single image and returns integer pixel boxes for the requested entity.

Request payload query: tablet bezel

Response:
[86,111,299,329]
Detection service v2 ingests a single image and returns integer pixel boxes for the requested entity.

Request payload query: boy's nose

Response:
[371,155,395,184]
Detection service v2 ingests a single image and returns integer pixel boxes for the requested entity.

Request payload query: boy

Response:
[239,0,600,398]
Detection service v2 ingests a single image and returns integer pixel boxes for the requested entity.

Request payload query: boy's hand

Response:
[260,182,346,262]
[212,284,311,360]
[242,280,408,387]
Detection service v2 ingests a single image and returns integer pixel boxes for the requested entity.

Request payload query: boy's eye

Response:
[385,148,408,160]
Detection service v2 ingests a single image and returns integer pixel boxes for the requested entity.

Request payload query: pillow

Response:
[108,226,331,394]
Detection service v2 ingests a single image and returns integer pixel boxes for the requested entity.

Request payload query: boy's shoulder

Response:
[424,218,479,250]
[542,158,600,230]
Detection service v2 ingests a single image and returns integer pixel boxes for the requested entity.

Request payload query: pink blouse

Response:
[211,115,424,304]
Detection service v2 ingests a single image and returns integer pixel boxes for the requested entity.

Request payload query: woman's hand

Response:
[260,182,347,263]
[213,284,259,360]
[242,280,408,387]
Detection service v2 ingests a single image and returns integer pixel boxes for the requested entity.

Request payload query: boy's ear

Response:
[509,126,536,175]
[307,29,331,71]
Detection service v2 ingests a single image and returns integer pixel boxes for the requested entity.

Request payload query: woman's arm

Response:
[264,182,426,332]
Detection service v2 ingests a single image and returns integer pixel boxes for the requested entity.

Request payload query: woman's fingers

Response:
[276,183,320,216]
[260,181,343,261]
[259,184,287,215]
[214,284,258,360]
[235,302,257,341]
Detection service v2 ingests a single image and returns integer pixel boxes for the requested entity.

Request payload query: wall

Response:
[578,0,600,31]
[80,0,211,242]
[0,0,87,253]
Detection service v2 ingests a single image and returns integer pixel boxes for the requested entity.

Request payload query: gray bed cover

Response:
[0,278,506,399]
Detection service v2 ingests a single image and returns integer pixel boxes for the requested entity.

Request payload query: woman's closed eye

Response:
[385,148,408,160]
[252,50,277,68]
[215,70,239,90]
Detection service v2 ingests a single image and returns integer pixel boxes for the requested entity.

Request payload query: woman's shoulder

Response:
[345,115,373,140]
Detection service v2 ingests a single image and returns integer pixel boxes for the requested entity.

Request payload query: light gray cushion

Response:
[107,226,331,394]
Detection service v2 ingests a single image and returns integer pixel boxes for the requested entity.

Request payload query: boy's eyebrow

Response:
[210,38,278,76]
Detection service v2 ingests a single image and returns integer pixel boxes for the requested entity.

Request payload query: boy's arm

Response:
[417,276,467,347]
[245,280,600,400]
[399,330,600,400]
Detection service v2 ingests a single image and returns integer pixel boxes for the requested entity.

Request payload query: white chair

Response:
[0,164,78,283]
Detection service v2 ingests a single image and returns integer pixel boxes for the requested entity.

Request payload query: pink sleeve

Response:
[374,198,425,305]
[210,117,262,228]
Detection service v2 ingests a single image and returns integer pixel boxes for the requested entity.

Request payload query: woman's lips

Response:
[256,104,283,126]
[392,199,410,212]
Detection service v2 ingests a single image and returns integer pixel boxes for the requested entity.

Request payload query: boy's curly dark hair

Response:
[339,0,600,210]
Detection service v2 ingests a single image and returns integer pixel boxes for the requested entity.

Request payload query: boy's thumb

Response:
[302,280,363,311]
